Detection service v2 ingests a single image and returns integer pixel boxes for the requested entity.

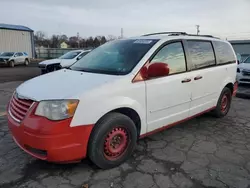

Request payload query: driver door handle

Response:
[194,76,203,80]
[181,78,191,83]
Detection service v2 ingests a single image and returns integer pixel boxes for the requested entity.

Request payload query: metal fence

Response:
[35,47,93,59]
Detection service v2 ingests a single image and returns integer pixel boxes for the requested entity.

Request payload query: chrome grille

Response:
[9,95,33,122]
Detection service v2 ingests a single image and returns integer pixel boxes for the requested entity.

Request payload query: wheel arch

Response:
[225,82,234,94]
[95,107,142,139]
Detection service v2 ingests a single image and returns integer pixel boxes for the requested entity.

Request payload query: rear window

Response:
[187,41,216,70]
[213,41,236,65]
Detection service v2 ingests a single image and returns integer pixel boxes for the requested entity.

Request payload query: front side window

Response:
[213,41,235,65]
[17,52,23,56]
[71,39,159,75]
[187,41,216,70]
[60,51,82,59]
[150,42,186,75]
[77,51,89,60]
[244,56,250,64]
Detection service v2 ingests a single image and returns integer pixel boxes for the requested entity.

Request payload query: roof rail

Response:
[142,32,188,36]
[142,32,219,39]
[184,34,220,39]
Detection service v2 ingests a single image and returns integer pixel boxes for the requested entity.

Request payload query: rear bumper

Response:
[7,105,93,163]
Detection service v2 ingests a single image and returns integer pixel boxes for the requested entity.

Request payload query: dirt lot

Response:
[1,66,250,188]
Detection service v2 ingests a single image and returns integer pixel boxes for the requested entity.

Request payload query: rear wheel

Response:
[88,112,137,169]
[212,87,232,118]
[24,59,29,66]
[9,60,14,68]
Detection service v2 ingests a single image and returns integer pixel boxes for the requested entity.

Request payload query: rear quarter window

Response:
[213,41,236,65]
[187,41,216,70]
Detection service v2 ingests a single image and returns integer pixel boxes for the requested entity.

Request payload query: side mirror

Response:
[237,60,240,64]
[147,62,170,78]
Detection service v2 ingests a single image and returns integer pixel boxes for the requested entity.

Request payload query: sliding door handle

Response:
[194,76,203,80]
[181,78,191,83]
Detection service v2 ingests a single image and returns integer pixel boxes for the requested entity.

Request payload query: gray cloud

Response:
[0,0,249,39]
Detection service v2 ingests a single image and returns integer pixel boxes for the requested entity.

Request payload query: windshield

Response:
[243,56,250,64]
[70,39,159,75]
[1,52,14,57]
[59,51,81,59]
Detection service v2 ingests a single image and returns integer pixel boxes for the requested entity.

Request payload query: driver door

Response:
[146,41,192,132]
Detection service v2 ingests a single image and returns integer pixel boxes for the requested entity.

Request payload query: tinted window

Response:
[213,41,235,65]
[187,41,215,70]
[71,39,159,75]
[151,42,186,74]
[17,52,23,56]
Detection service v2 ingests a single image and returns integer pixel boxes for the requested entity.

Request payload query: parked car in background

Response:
[7,32,237,169]
[38,50,91,74]
[237,55,250,84]
[0,52,30,67]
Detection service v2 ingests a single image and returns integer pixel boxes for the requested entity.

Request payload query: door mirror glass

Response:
[148,62,169,78]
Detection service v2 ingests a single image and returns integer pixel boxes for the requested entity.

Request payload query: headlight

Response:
[35,100,79,120]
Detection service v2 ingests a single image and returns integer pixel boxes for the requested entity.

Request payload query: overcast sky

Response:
[1,0,250,39]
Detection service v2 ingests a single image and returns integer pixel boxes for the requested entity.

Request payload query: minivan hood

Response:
[238,63,250,70]
[16,69,120,101]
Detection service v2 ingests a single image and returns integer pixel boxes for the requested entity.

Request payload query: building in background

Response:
[0,23,35,58]
[230,40,250,62]
[60,42,68,49]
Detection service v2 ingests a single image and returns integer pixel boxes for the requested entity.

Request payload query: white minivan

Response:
[8,32,237,169]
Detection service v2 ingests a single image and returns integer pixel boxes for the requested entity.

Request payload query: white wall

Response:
[0,29,32,57]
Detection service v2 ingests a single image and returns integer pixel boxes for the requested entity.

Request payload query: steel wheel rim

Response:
[104,127,129,160]
[221,94,229,113]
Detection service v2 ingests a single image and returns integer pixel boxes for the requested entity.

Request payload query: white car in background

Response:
[0,52,30,67]
[237,56,250,84]
[38,50,91,74]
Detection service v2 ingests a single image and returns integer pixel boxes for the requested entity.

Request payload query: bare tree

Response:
[107,35,117,41]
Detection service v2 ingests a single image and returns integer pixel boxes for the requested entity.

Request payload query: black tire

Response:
[9,60,14,68]
[212,87,232,118]
[88,112,137,169]
[24,59,29,66]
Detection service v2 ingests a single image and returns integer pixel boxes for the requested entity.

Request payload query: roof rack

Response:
[142,32,219,39]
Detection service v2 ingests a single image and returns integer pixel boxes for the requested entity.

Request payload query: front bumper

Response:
[7,103,93,163]
[237,72,250,84]
[38,63,62,74]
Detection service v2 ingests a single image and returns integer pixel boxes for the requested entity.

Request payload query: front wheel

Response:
[212,87,232,118]
[88,112,137,169]
[9,60,15,68]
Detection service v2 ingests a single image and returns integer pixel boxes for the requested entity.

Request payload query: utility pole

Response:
[121,28,124,39]
[77,32,80,48]
[195,25,200,35]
